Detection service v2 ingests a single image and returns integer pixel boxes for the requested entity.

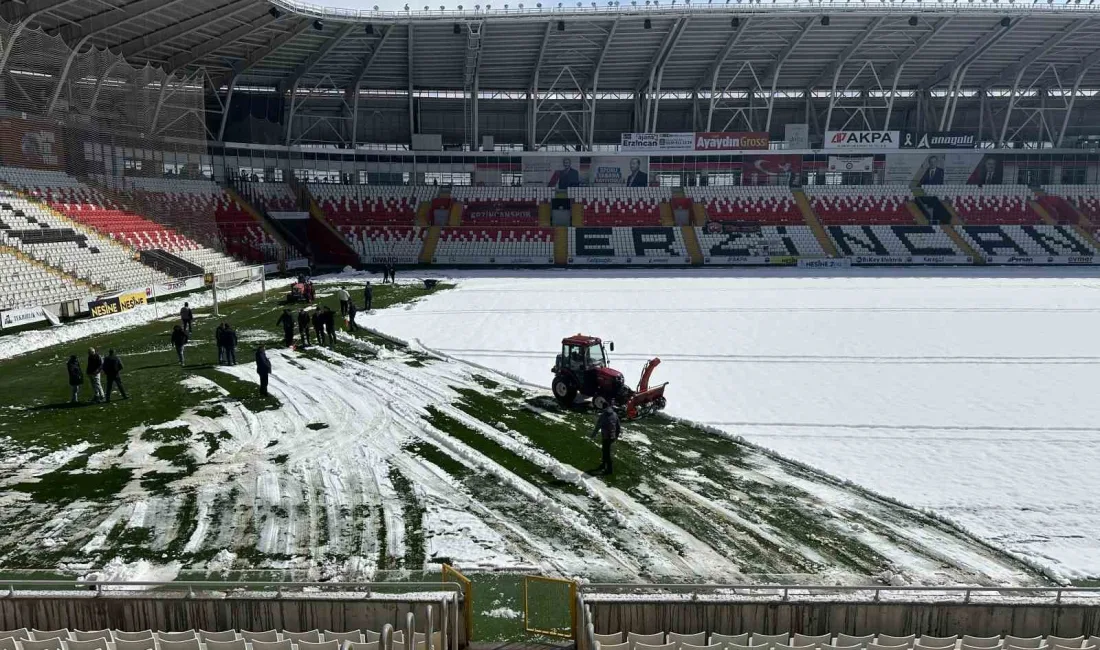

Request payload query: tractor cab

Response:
[560,335,611,373]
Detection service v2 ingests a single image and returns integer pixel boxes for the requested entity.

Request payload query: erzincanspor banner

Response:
[0,118,62,169]
[693,132,770,151]
[588,156,650,187]
[0,306,48,330]
[825,130,901,150]
[464,202,538,221]
[828,155,874,173]
[901,131,977,149]
[620,132,694,152]
[885,151,985,186]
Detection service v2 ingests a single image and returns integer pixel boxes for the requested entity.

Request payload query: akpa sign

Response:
[825,131,901,150]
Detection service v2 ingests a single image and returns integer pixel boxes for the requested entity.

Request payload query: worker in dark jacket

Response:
[255,344,272,396]
[171,325,189,366]
[66,355,84,403]
[215,323,227,365]
[297,309,312,347]
[347,301,360,332]
[223,323,238,365]
[87,347,104,403]
[103,349,127,401]
[322,305,337,345]
[276,309,295,347]
[311,309,326,347]
[180,302,194,333]
[590,402,621,475]
[363,281,373,311]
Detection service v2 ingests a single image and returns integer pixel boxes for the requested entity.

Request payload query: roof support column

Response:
[588,18,618,150]
[285,82,298,147]
[1058,64,1093,147]
[150,77,172,137]
[0,15,36,75]
[998,71,1024,144]
[408,23,415,142]
[472,70,480,150]
[88,57,123,115]
[218,76,237,142]
[977,89,985,143]
[350,87,359,148]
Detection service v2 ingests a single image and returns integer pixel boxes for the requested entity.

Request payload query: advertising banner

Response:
[587,156,650,187]
[704,255,797,266]
[785,123,810,150]
[0,118,62,169]
[147,276,204,299]
[693,132,770,151]
[741,155,802,186]
[988,255,1098,265]
[828,156,874,173]
[825,130,901,150]
[89,296,121,318]
[0,306,47,330]
[270,211,310,220]
[433,255,553,265]
[568,256,691,265]
[620,132,694,152]
[524,156,588,189]
[900,131,977,149]
[798,258,852,269]
[118,291,147,312]
[885,151,985,186]
[851,255,973,265]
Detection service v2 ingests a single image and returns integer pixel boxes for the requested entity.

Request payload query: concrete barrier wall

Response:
[0,593,464,646]
[587,600,1100,638]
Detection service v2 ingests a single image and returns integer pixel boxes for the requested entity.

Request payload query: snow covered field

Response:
[368,268,1100,583]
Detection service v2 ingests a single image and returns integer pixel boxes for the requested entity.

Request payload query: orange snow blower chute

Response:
[551,334,667,420]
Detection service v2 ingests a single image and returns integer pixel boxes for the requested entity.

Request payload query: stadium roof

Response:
[9,0,1100,94]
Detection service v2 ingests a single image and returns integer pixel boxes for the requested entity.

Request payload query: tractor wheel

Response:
[552,375,577,405]
[592,395,610,411]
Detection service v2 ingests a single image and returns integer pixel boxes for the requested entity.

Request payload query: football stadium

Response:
[0,0,1098,647]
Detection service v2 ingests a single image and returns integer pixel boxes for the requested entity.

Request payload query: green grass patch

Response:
[388,466,425,569]
[12,465,133,505]
[306,422,328,431]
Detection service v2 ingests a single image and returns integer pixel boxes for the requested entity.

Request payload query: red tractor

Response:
[551,334,667,420]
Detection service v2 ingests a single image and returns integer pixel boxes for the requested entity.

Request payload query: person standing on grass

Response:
[224,323,238,366]
[215,322,227,365]
[312,308,326,347]
[103,349,128,402]
[87,347,104,403]
[171,324,189,366]
[276,309,295,347]
[589,402,621,476]
[347,301,360,332]
[297,309,312,347]
[180,302,194,334]
[337,286,350,316]
[66,355,84,404]
[322,305,337,345]
[390,264,397,284]
[306,281,315,304]
[364,281,373,312]
[255,344,272,396]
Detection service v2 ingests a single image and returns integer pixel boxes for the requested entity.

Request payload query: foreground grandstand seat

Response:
[568,227,688,262]
[686,187,803,225]
[695,225,825,259]
[452,187,552,225]
[434,227,553,263]
[926,185,1041,225]
[1040,185,1099,223]
[0,630,443,650]
[585,632,1100,650]
[0,193,174,291]
[959,225,1098,260]
[310,184,436,226]
[0,251,92,311]
[826,225,966,260]
[341,225,425,264]
[805,186,915,225]
[568,187,668,227]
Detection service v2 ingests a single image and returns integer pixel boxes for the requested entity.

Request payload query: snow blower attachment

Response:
[551,334,668,420]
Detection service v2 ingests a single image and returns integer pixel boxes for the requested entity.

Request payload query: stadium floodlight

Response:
[820,14,829,24]
[731,15,739,25]
[558,18,565,28]
[908,14,917,24]
[644,17,652,26]
[268,6,282,18]
[313,18,324,29]
[365,22,375,33]
[454,22,462,32]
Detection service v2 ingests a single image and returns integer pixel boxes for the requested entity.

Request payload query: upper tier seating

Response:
[340,225,425,265]
[568,188,669,227]
[695,225,826,259]
[0,193,174,291]
[685,187,804,225]
[452,187,552,226]
[804,186,915,225]
[925,185,1042,225]
[310,185,436,226]
[434,227,553,263]
[124,178,276,265]
[0,252,92,311]
[53,205,200,253]
[1040,185,1099,223]
[242,182,298,212]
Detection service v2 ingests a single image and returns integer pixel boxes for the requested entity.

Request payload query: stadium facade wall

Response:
[586,600,1100,639]
[0,592,463,644]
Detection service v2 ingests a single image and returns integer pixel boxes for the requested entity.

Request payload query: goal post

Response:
[211,265,266,317]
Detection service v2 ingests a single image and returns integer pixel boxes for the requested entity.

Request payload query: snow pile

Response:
[367,268,1100,581]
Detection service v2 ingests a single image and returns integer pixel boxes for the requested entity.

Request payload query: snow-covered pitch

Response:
[370,268,1100,583]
